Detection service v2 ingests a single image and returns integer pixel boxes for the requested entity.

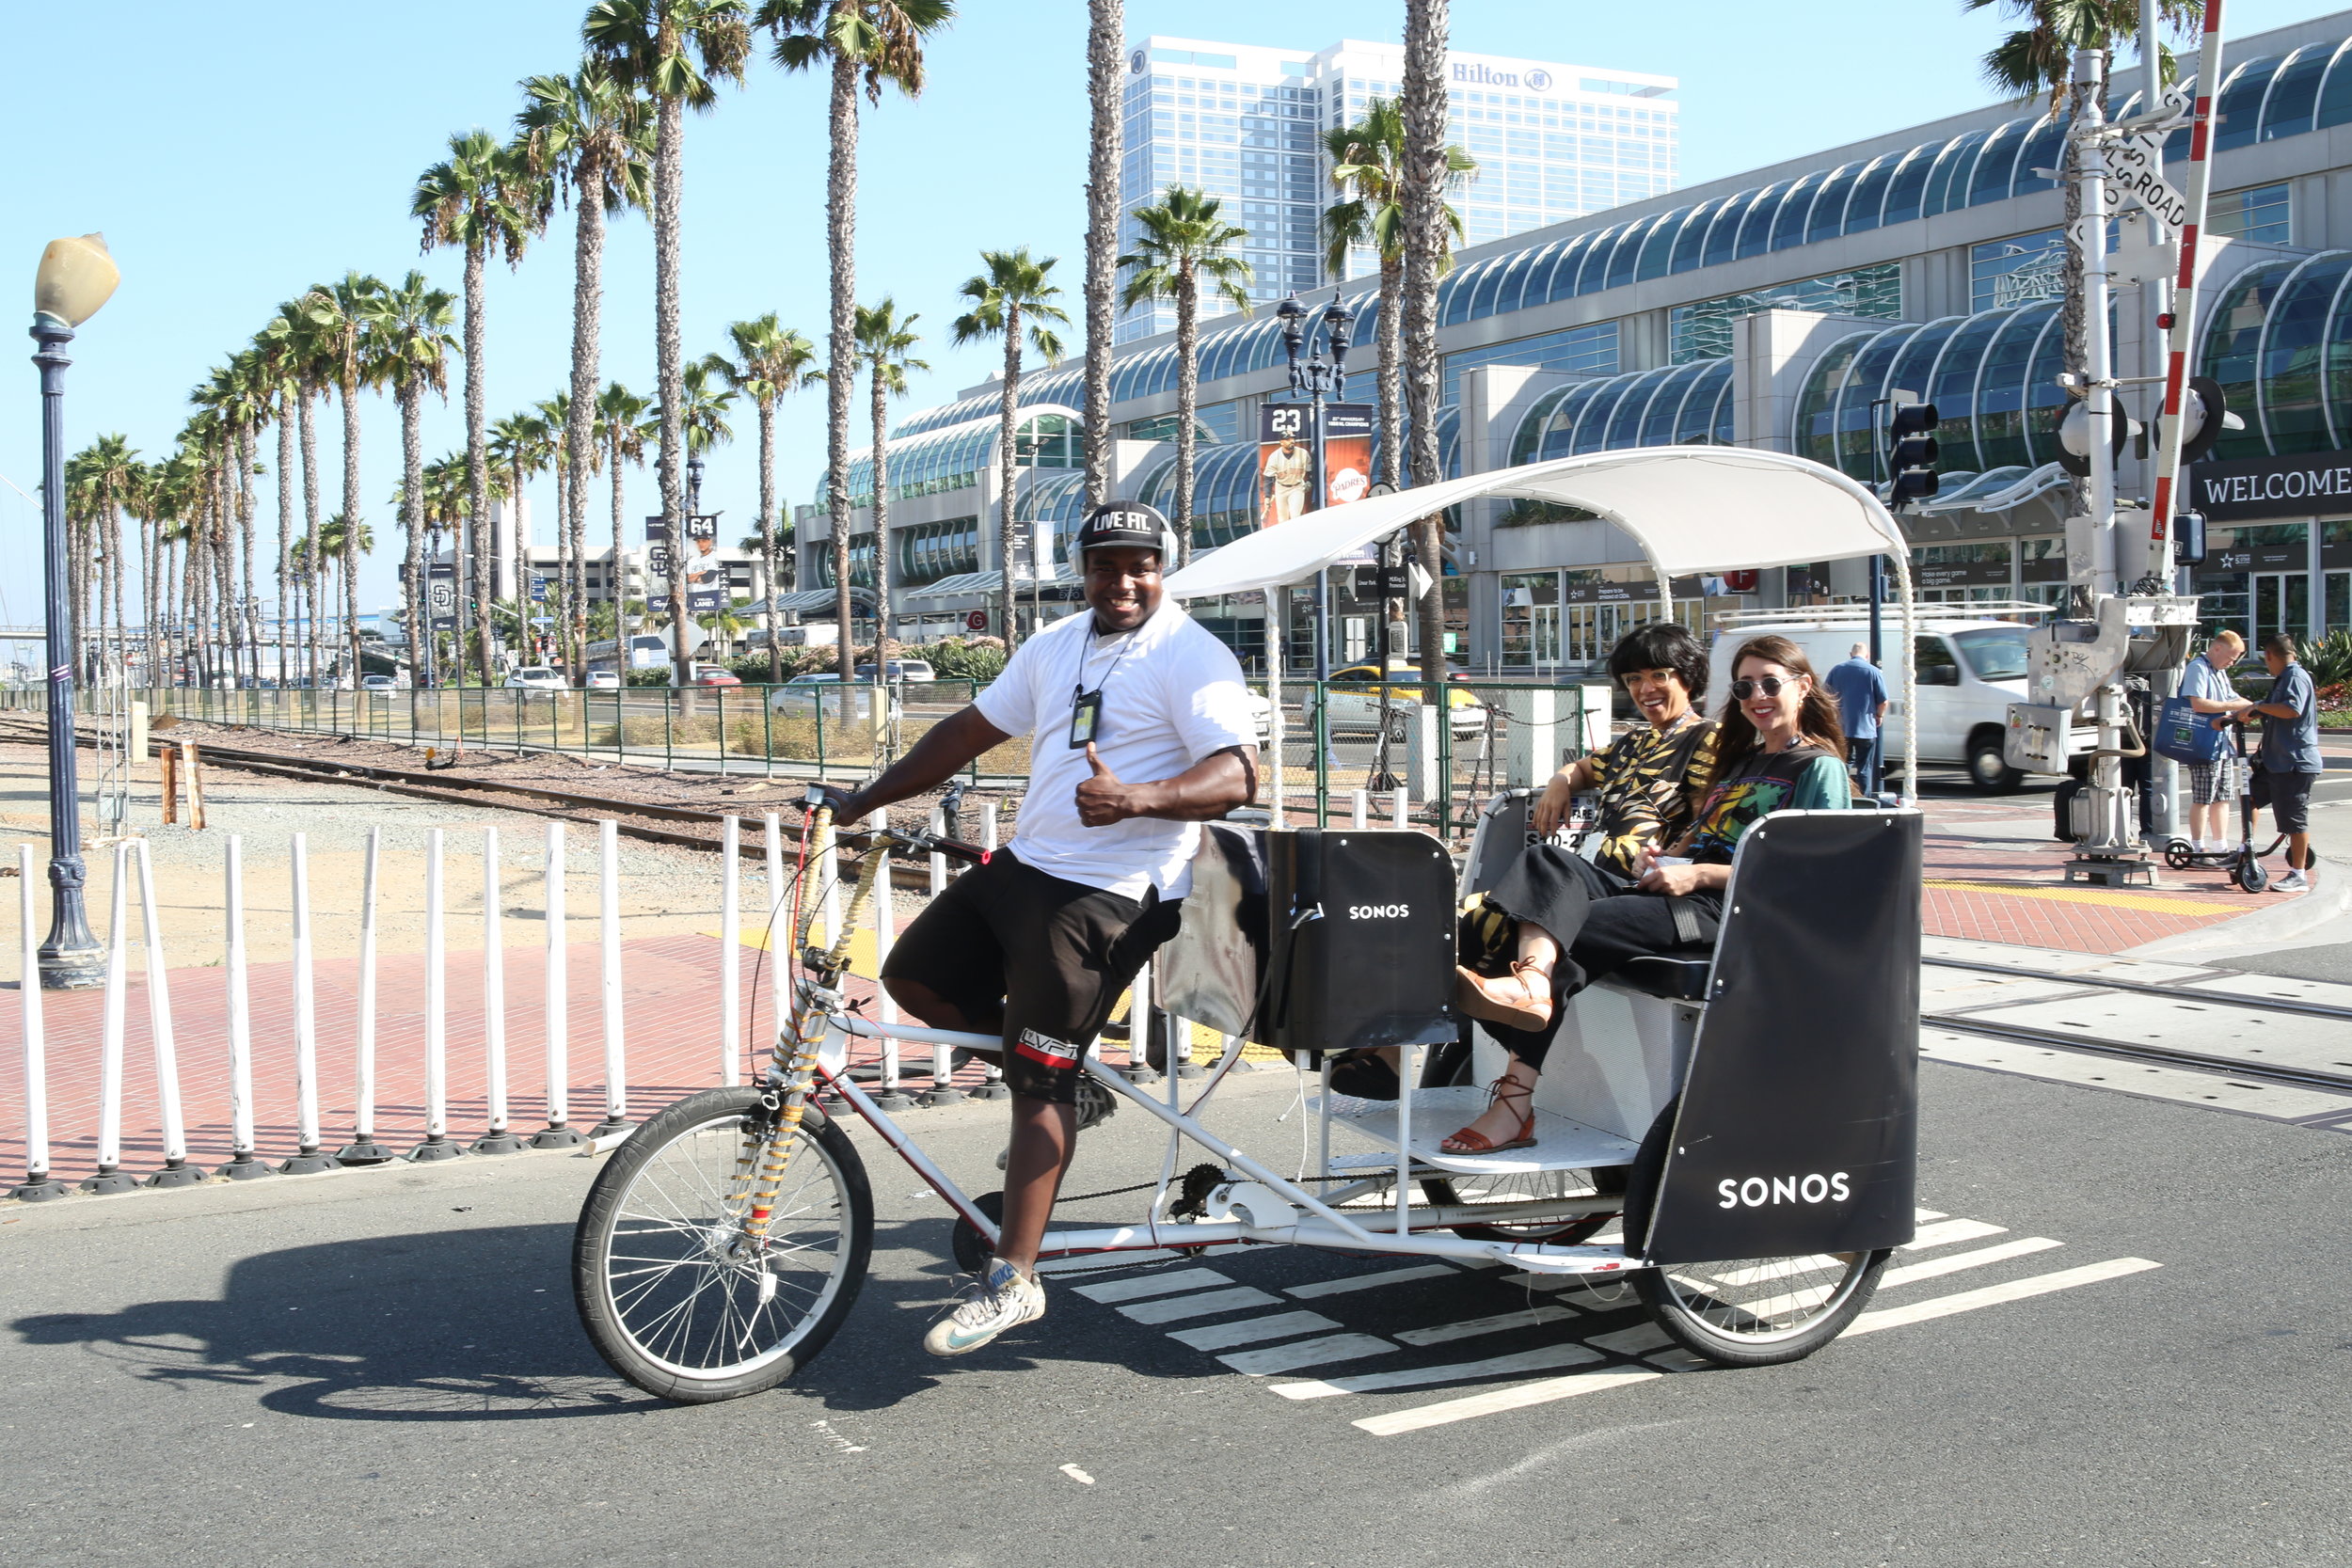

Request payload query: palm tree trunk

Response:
[110,501,127,681]
[870,363,893,712]
[465,241,493,687]
[298,386,321,688]
[401,384,426,677]
[275,388,294,687]
[237,422,258,687]
[653,94,691,689]
[1376,259,1404,488]
[610,437,628,657]
[341,374,364,688]
[1175,276,1199,567]
[1083,0,1122,511]
[1400,0,1451,686]
[995,315,1023,643]
[566,150,606,686]
[67,506,86,684]
[758,392,781,683]
[141,515,157,684]
[825,45,860,678]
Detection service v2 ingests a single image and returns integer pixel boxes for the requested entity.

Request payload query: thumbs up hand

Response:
[1075,741,1136,827]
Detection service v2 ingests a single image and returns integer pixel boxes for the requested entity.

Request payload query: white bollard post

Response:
[81,844,138,1195]
[532,822,583,1148]
[282,832,337,1172]
[763,811,787,1053]
[412,828,460,1162]
[1526,688,1556,790]
[135,841,203,1188]
[338,828,395,1164]
[968,803,1009,1101]
[1352,788,1368,830]
[10,843,69,1200]
[1392,785,1409,830]
[869,809,914,1111]
[719,816,741,1087]
[593,819,629,1136]
[474,827,522,1153]
[216,836,272,1180]
[928,806,947,896]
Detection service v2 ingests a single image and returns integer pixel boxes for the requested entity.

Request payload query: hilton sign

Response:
[1454,62,1552,91]
[2189,450,2352,521]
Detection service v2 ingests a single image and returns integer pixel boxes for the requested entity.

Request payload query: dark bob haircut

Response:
[1606,620,1709,705]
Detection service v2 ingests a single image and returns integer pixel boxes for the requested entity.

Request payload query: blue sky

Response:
[1,0,2328,621]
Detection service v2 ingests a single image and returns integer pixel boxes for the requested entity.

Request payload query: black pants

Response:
[1482,846,1721,1071]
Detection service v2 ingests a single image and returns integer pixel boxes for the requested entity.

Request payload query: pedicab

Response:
[572,447,1930,1403]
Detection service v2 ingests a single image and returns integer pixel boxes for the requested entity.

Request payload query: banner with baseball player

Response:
[1259,402,1374,530]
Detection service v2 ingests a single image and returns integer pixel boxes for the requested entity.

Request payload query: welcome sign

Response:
[2189,450,2352,521]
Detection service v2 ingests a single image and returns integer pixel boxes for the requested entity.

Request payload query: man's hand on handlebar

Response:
[804,783,862,820]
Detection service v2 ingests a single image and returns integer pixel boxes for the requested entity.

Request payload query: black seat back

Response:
[1639,809,1922,1266]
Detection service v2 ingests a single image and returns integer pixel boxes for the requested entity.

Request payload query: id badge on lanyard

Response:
[1068,686,1104,749]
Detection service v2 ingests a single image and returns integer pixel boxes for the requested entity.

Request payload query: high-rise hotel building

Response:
[1116,36,1678,343]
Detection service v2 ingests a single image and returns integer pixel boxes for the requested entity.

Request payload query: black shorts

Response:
[880,851,1184,1104]
[2252,769,2319,834]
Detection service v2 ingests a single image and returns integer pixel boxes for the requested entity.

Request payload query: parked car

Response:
[688,663,743,689]
[359,673,399,692]
[850,659,939,684]
[504,666,566,690]
[1322,660,1492,740]
[771,671,899,724]
[583,669,621,689]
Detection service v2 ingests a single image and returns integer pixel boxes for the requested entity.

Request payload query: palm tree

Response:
[261,297,334,687]
[585,0,753,687]
[367,272,460,676]
[1399,0,1452,685]
[315,513,375,679]
[249,317,306,687]
[490,410,557,662]
[596,381,654,641]
[707,313,818,680]
[1323,97,1473,489]
[67,436,140,679]
[761,0,956,673]
[538,389,593,674]
[517,60,655,685]
[951,247,1067,645]
[1119,189,1252,566]
[1083,0,1121,510]
[855,299,926,676]
[301,272,389,685]
[666,357,738,653]
[416,128,539,685]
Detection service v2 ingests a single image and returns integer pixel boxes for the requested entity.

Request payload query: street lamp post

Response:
[1275,293,1354,680]
[29,234,119,990]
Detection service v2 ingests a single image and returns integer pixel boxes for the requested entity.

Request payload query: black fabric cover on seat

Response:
[1614,954,1712,1001]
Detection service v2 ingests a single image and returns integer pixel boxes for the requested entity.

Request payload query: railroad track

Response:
[3,719,963,887]
[1921,956,2352,1099]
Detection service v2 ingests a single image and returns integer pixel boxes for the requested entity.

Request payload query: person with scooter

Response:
[2210,631,2324,894]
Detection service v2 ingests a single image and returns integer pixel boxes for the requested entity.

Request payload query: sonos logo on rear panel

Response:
[1716,1173,1851,1209]
[1348,903,1411,919]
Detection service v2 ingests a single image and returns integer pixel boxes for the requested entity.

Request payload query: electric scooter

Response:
[2162,721,2285,893]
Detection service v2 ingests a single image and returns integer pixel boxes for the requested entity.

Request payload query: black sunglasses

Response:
[1728,674,1801,701]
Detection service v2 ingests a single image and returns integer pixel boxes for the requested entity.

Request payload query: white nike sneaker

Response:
[2275,868,2311,893]
[923,1258,1046,1356]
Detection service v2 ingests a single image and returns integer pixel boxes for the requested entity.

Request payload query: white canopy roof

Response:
[1161,447,1910,600]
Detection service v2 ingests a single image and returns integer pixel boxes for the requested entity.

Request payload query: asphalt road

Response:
[2,1054,2344,1568]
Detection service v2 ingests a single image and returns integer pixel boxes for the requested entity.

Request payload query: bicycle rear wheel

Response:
[574,1087,872,1403]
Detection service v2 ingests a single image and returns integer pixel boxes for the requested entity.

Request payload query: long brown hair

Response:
[1700,634,1848,798]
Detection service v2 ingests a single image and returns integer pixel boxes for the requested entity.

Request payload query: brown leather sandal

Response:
[1440,1077,1538,1155]
[1455,959,1554,1030]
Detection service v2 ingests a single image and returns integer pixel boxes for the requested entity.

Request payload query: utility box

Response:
[2004,703,2074,775]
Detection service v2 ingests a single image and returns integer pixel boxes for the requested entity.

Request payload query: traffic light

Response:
[1887,401,1939,501]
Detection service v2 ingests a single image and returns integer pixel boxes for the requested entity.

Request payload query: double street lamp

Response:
[29,233,119,990]
[1274,292,1353,680]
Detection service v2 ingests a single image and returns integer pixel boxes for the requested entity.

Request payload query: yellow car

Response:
[1324,661,1490,739]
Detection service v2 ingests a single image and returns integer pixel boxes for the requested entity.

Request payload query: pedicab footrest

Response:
[1311,1085,1641,1176]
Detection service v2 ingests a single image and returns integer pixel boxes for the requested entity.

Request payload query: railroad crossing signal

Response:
[1887,401,1940,501]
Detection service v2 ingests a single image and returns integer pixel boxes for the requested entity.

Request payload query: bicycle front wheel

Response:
[574,1087,872,1403]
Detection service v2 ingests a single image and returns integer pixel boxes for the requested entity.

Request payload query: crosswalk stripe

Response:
[1844,1258,2161,1336]
[1273,1342,1601,1401]
[1396,1305,1578,1346]
[1116,1286,1282,1324]
[1285,1264,1456,1299]
[1915,1208,1947,1222]
[1073,1267,1231,1304]
[1902,1218,2007,1251]
[1353,1369,1664,1435]
[1218,1333,1396,1376]
[1586,1322,1674,1356]
[1878,1236,2062,1291]
[1167,1310,1341,1353]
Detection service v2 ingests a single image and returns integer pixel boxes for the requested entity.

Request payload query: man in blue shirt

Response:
[1824,642,1889,794]
[2214,631,2324,892]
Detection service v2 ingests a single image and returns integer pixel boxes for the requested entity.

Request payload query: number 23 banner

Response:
[1259,403,1374,529]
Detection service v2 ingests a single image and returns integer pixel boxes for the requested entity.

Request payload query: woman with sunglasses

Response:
[1440,634,1851,1154]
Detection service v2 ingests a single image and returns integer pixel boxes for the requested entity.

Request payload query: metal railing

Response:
[5,677,1609,837]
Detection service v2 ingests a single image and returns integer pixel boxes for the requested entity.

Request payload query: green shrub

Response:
[923,636,1008,684]
[2300,628,2352,688]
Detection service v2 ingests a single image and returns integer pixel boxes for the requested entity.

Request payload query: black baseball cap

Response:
[1073,500,1175,561]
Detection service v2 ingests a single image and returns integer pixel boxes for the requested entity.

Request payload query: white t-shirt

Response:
[974,601,1258,901]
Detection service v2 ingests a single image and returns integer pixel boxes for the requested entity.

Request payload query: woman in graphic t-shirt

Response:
[1440,634,1851,1155]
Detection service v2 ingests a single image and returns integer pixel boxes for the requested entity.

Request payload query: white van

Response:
[1708,605,2075,793]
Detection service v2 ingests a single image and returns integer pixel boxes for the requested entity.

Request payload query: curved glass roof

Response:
[1509,357,1735,465]
[823,404,1085,512]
